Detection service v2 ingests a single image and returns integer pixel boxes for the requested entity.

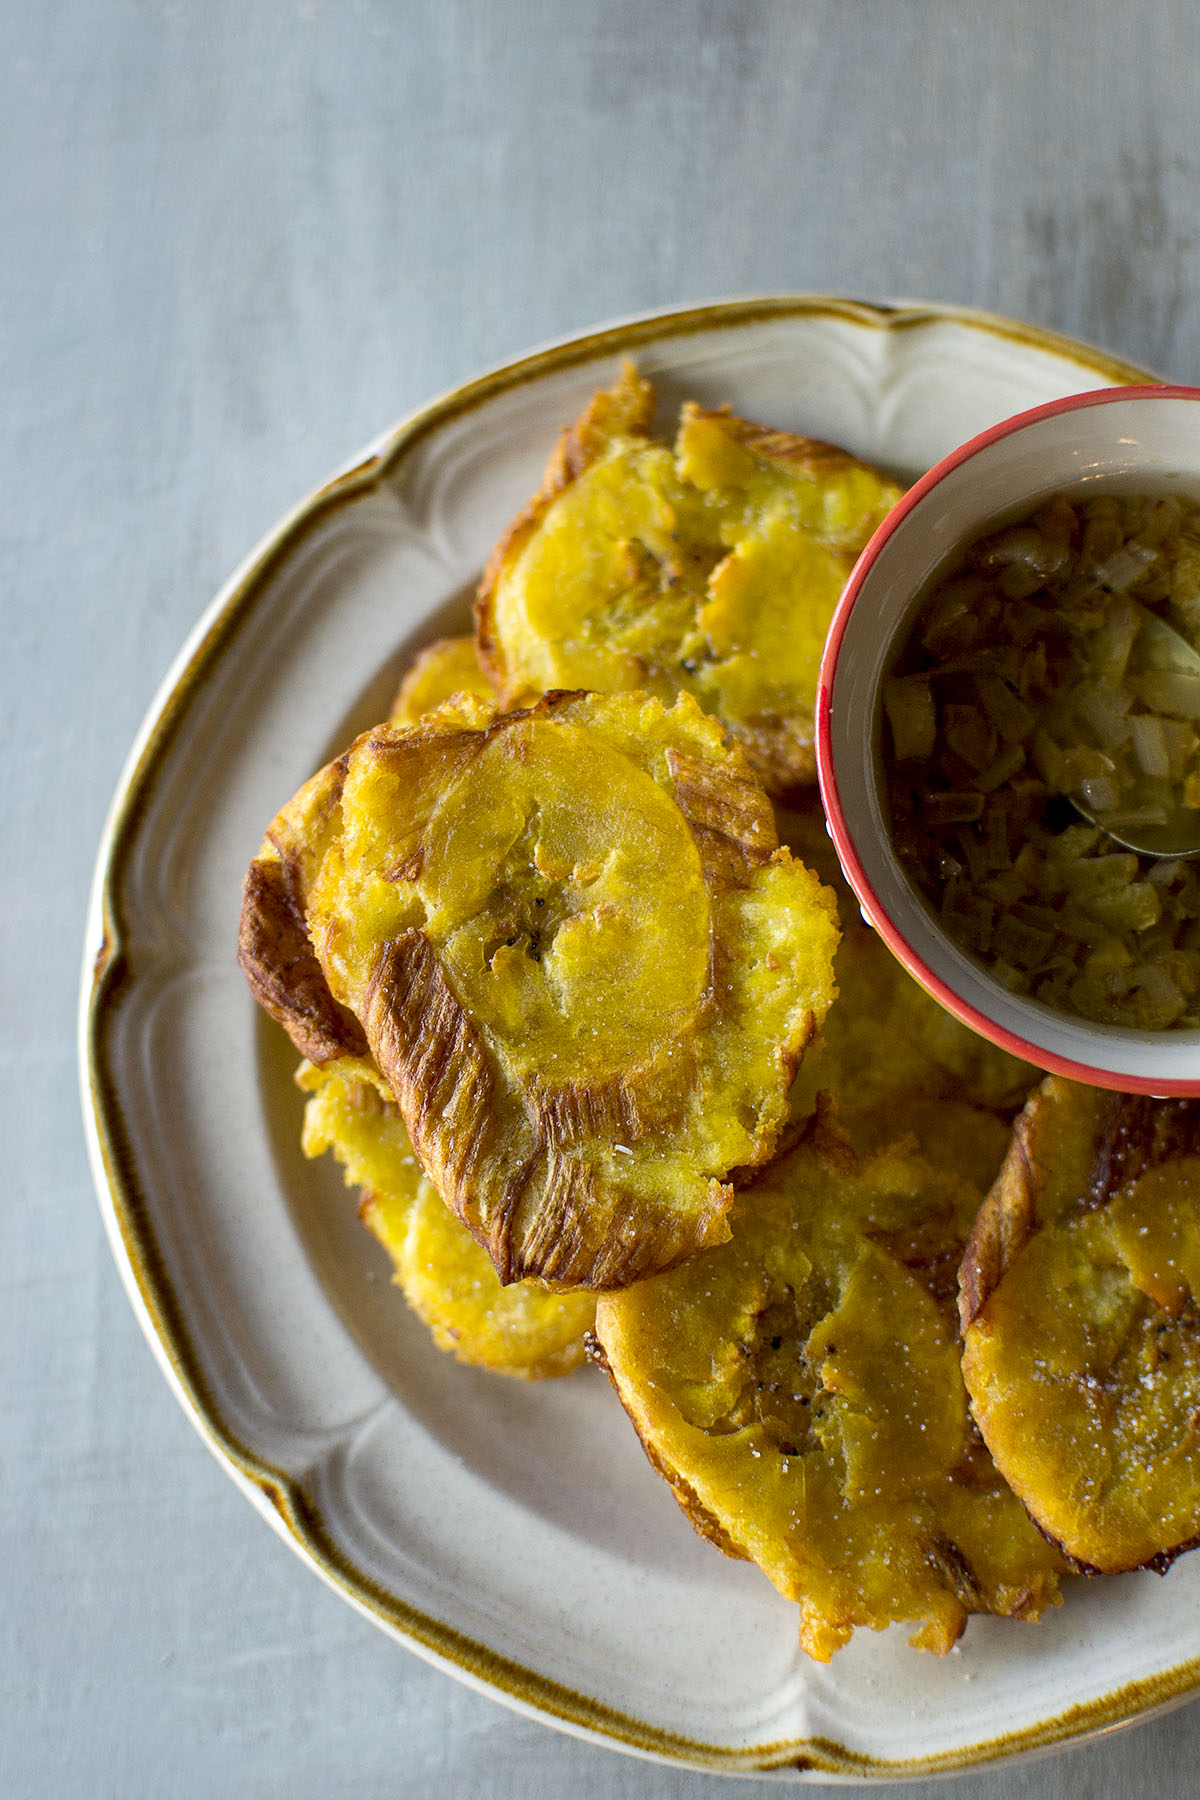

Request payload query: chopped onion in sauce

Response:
[885,491,1200,1030]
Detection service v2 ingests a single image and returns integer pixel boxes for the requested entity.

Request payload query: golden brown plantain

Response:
[778,793,1035,1182]
[300,1062,595,1377]
[960,1078,1200,1575]
[594,1123,1064,1661]
[389,635,496,726]
[241,687,840,1290]
[237,757,368,1065]
[476,363,903,797]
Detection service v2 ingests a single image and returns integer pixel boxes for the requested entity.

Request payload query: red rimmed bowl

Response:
[817,383,1200,1095]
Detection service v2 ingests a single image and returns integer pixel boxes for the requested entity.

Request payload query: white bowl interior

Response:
[827,392,1200,1089]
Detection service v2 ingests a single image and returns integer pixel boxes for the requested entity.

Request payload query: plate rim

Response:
[80,292,1191,1781]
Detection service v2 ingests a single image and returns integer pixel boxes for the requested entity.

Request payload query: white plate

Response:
[81,297,1195,1781]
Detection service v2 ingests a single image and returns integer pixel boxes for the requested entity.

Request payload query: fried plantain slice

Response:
[960,1078,1200,1574]
[237,757,369,1065]
[247,687,839,1290]
[594,1126,1063,1661]
[238,692,498,1073]
[389,635,496,726]
[476,363,903,797]
[299,1062,595,1378]
[788,910,1034,1123]
[778,794,1036,1177]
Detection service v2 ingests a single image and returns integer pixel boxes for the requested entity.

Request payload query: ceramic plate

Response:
[83,297,1197,1781]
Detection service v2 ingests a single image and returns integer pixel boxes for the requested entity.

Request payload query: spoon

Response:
[1069,609,1200,859]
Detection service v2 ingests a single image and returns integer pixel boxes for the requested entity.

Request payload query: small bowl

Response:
[816,383,1200,1095]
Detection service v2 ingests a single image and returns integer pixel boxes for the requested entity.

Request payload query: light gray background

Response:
[8,1,1200,1794]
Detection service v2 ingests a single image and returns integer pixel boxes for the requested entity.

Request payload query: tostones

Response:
[475,363,903,796]
[786,911,1035,1184]
[593,1124,1063,1661]
[238,752,370,1068]
[300,1061,595,1377]
[389,635,496,726]
[960,1078,1200,1574]
[240,687,840,1290]
[779,794,1035,1188]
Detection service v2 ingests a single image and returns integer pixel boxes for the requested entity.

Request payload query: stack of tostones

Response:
[960,1078,1200,1575]
[476,363,902,795]
[241,365,1103,1662]
[593,1120,1063,1661]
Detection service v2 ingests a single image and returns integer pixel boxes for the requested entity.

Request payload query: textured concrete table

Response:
[9,1,1200,1793]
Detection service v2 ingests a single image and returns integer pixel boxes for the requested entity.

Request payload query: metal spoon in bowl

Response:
[1069,609,1200,859]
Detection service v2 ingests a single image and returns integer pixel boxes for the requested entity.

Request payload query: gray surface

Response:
[7,0,1200,1793]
